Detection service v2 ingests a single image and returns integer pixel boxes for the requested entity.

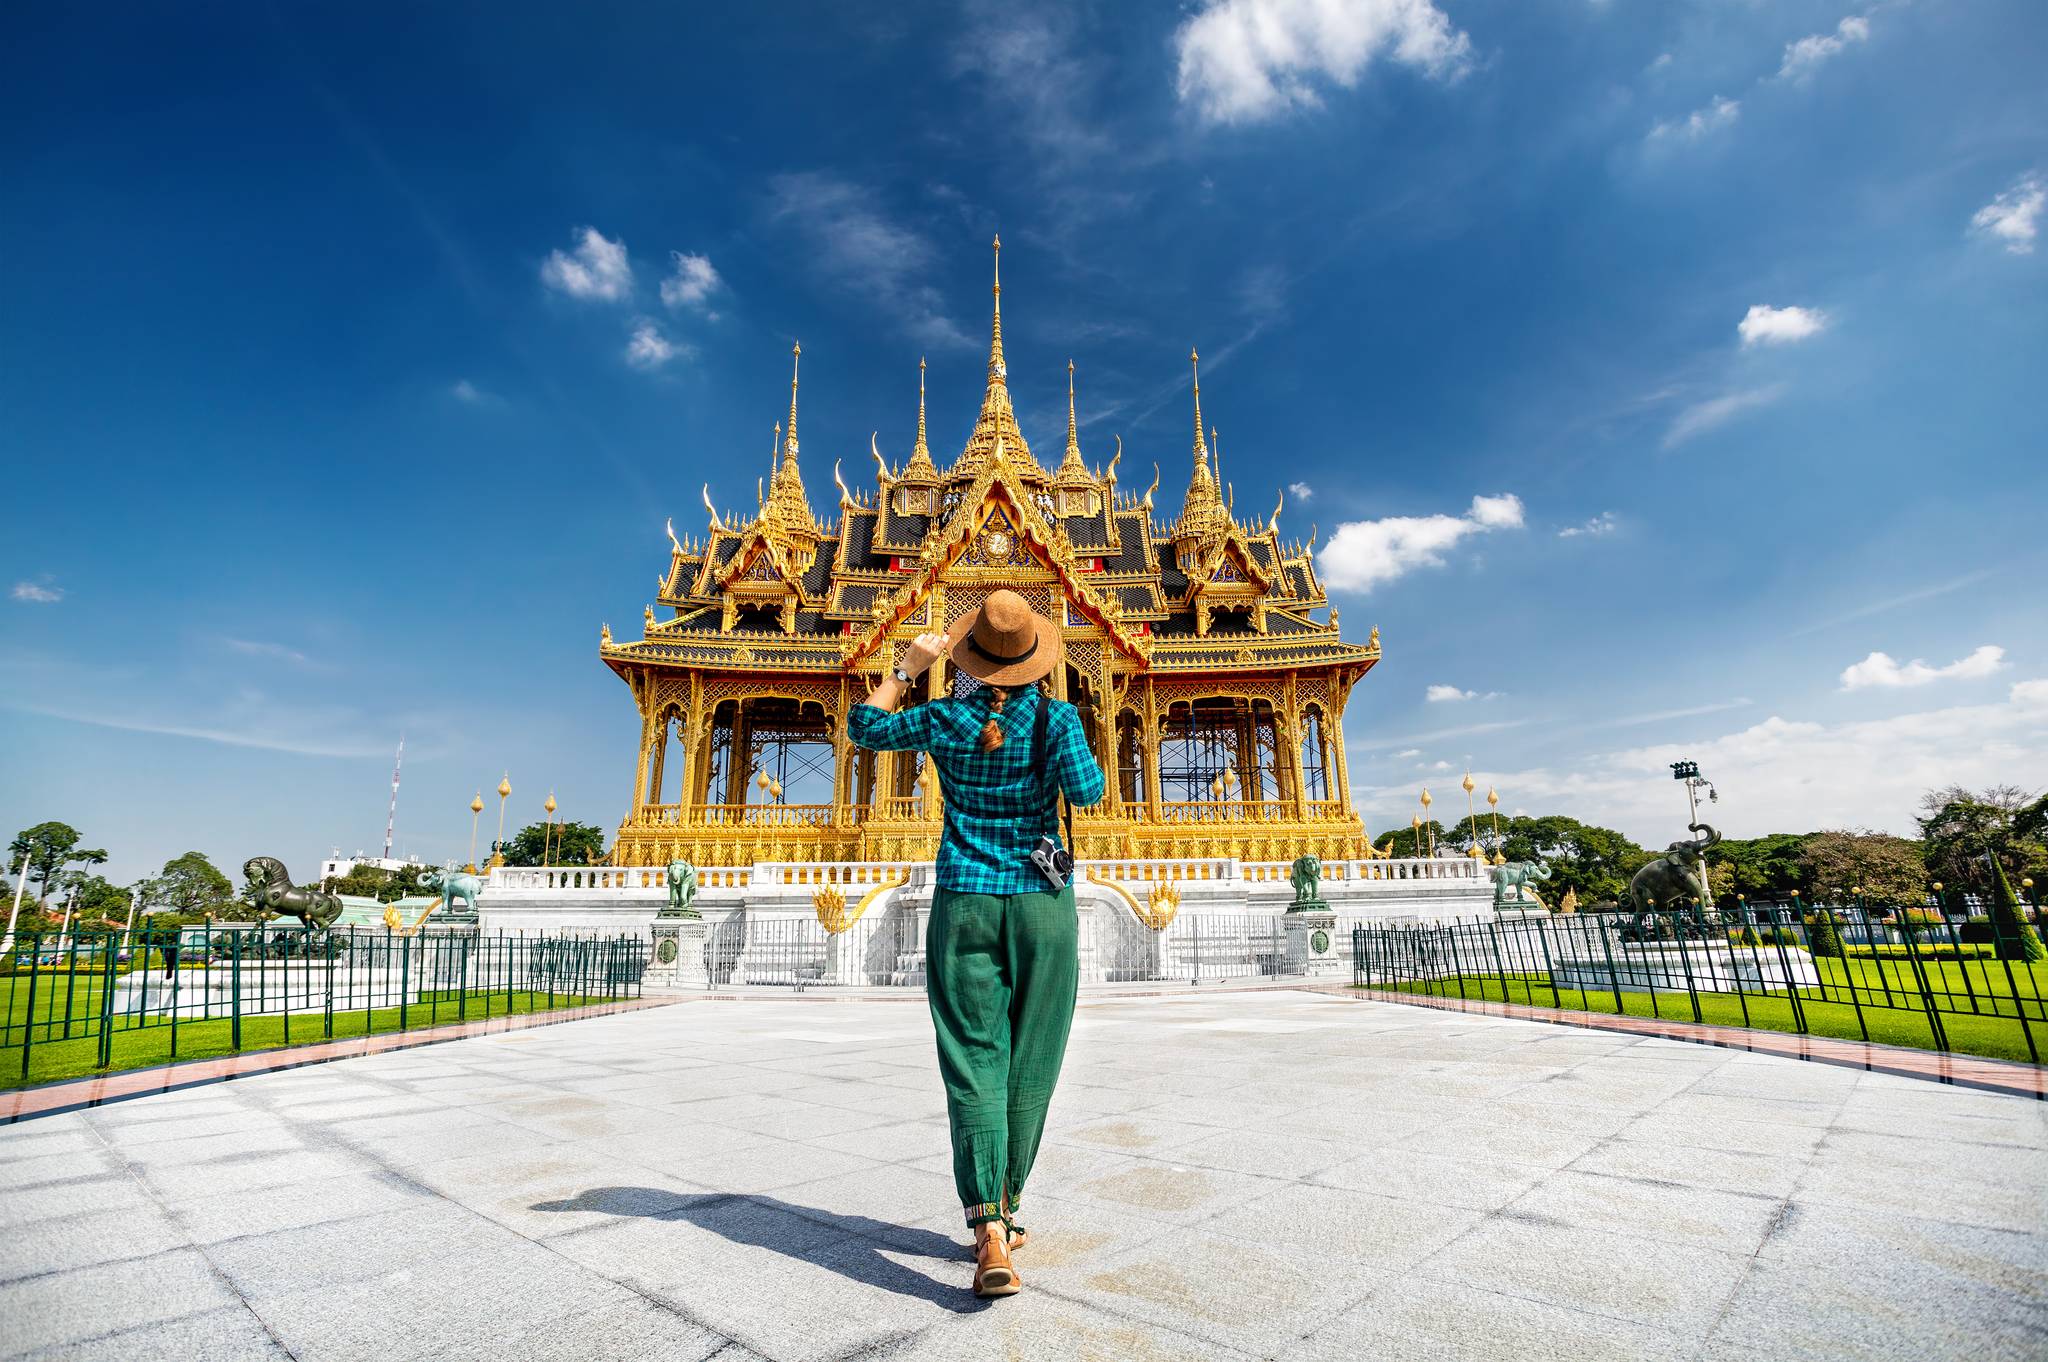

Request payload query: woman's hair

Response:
[978,678,1054,753]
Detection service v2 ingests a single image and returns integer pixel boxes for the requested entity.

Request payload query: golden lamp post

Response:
[542,791,558,867]
[466,792,484,873]
[1419,787,1434,857]
[1410,813,1423,856]
[490,774,511,868]
[1487,786,1505,864]
[1462,771,1482,858]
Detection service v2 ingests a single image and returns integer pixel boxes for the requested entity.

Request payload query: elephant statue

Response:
[244,857,344,929]
[1288,854,1326,911]
[1627,824,1721,918]
[662,860,700,919]
[420,867,483,921]
[1490,859,1552,908]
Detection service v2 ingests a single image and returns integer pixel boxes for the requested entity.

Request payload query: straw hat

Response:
[950,589,1061,687]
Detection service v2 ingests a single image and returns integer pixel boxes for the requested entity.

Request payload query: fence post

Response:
[399,930,411,1032]
[1486,918,1511,1002]
[230,929,244,1052]
[1990,914,2040,1064]
[1939,909,1981,1014]
[20,936,41,1083]
[96,935,118,1070]
[1827,909,1869,1043]
[1899,922,1950,1052]
[1529,914,1561,1009]
[1670,912,1704,1024]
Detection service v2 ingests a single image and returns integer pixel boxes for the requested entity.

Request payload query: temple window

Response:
[1115,709,1146,805]
[702,697,835,807]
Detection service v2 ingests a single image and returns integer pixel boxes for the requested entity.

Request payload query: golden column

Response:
[543,791,558,867]
[467,791,484,873]
[491,774,511,868]
[1487,786,1504,864]
[1419,787,1434,857]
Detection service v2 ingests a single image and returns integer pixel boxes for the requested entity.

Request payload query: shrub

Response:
[1805,910,1846,959]
[1988,863,2046,962]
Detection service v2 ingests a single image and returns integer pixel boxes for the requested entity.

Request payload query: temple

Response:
[599,240,1380,869]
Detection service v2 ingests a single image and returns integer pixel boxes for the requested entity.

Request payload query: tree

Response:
[1374,821,1452,859]
[53,872,132,924]
[1918,784,2048,893]
[502,820,607,867]
[1492,815,1651,907]
[136,851,235,918]
[1799,830,1928,905]
[1806,906,1846,958]
[1987,860,2045,962]
[322,862,438,903]
[1708,833,1809,906]
[7,822,107,905]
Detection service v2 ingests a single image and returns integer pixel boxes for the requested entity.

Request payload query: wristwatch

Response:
[892,664,913,685]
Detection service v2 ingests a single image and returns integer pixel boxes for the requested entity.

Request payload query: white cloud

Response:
[11,580,62,604]
[1649,95,1739,143]
[1287,481,1314,502]
[1662,384,1785,449]
[1777,15,1871,82]
[1647,52,1673,74]
[450,380,492,404]
[1174,0,1473,126]
[660,252,721,311]
[624,319,680,370]
[1839,644,2006,691]
[1359,684,2048,845]
[540,226,632,301]
[1971,173,2045,255]
[765,174,972,350]
[222,637,313,667]
[1393,748,1421,759]
[1738,304,1828,347]
[1558,512,1617,539]
[1609,698,1753,728]
[1426,685,1502,704]
[1318,492,1524,593]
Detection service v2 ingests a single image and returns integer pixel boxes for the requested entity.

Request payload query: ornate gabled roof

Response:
[847,433,1147,665]
[951,238,1046,482]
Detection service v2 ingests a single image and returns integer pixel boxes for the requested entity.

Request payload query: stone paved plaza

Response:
[3,989,2045,1361]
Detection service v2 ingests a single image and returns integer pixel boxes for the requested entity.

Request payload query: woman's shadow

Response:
[530,1187,989,1313]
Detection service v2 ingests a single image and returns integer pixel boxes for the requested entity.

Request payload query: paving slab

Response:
[1,988,2042,1360]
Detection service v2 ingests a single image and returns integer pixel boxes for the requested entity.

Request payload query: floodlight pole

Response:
[2,849,31,954]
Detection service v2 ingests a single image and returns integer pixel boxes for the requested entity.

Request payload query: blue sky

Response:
[4,1,2044,884]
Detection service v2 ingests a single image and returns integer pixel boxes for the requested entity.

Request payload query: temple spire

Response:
[1178,348,1226,539]
[784,342,801,460]
[1055,358,1089,482]
[1191,349,1209,464]
[901,355,939,482]
[952,234,1036,474]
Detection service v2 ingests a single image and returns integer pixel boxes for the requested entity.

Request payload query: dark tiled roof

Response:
[1264,611,1320,635]
[1156,542,1188,596]
[839,511,885,570]
[801,545,836,597]
[1284,564,1311,598]
[1101,515,1151,572]
[831,583,886,616]
[714,536,743,565]
[1155,610,1199,637]
[1113,584,1162,615]
[1248,539,1274,569]
[1064,512,1110,549]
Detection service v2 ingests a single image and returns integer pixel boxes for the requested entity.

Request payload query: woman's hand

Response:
[899,630,952,678]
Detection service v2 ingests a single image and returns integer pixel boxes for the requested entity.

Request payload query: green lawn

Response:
[1359,970,2046,1065]
[2,983,624,1089]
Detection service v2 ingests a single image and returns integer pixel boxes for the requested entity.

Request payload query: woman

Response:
[847,588,1105,1298]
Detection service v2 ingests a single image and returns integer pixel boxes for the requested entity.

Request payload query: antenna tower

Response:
[383,736,404,860]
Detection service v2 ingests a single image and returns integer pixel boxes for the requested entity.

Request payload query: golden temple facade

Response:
[600,241,1379,867]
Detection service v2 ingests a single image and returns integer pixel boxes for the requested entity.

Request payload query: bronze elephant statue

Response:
[1626,824,1720,915]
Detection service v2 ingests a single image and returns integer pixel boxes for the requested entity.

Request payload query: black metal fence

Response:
[0,924,648,1085]
[1353,907,2048,1063]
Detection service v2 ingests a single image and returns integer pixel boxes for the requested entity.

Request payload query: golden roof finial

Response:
[954,234,1035,473]
[901,357,938,482]
[1191,349,1209,462]
[1056,358,1090,483]
[784,343,801,459]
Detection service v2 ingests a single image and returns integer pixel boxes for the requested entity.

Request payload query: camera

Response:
[1029,835,1075,891]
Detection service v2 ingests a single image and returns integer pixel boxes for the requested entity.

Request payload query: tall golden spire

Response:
[953,235,1037,476]
[783,342,801,460]
[901,355,939,483]
[1178,347,1226,541]
[1055,357,1090,484]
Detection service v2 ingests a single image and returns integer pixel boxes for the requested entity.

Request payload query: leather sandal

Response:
[973,1232,1020,1297]
[1001,1194,1029,1252]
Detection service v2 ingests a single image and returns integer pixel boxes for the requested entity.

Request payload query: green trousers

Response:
[926,884,1079,1227]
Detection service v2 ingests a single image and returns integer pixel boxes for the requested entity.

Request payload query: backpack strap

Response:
[1029,691,1077,855]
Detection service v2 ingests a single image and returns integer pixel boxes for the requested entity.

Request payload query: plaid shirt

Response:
[848,684,1105,894]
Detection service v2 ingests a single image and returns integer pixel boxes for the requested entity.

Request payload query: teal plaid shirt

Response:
[848,685,1105,894]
